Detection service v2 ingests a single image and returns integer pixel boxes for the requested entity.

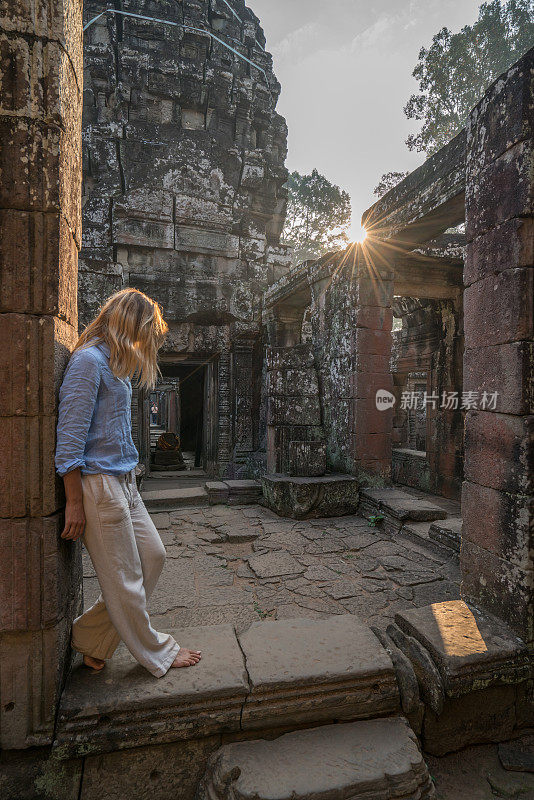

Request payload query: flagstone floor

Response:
[81,503,460,633]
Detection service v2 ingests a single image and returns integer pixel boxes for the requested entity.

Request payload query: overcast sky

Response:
[247,0,483,239]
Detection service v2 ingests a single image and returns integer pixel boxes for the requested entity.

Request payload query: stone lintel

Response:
[54,616,399,758]
[362,129,466,245]
[394,600,532,697]
[238,615,399,730]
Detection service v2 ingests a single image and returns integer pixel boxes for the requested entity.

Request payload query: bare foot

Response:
[170,648,202,668]
[83,655,106,671]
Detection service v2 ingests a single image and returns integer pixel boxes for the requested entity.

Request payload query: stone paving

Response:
[82,503,460,633]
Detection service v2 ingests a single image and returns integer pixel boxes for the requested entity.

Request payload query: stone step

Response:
[429,517,462,552]
[142,485,208,510]
[360,488,448,535]
[197,718,435,800]
[205,479,263,506]
[54,615,399,758]
[398,521,456,560]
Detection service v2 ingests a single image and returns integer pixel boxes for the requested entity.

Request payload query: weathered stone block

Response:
[461,543,534,646]
[238,615,399,730]
[462,480,531,570]
[0,211,78,323]
[114,218,175,249]
[0,413,64,518]
[266,346,315,371]
[0,117,81,244]
[464,341,533,415]
[288,440,326,477]
[261,474,359,519]
[0,313,76,416]
[467,51,534,173]
[0,0,83,77]
[466,139,533,240]
[114,189,174,222]
[463,410,533,494]
[423,685,517,756]
[464,217,534,287]
[463,268,533,348]
[395,601,531,698]
[0,514,82,632]
[81,735,221,800]
[174,226,240,257]
[267,395,321,426]
[0,616,73,749]
[198,719,433,800]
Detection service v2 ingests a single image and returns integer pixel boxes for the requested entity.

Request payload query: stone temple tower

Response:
[81,0,290,477]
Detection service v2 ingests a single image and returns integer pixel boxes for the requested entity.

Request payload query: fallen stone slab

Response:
[261,474,359,519]
[142,486,208,509]
[196,718,435,800]
[428,517,462,552]
[238,615,399,729]
[394,600,531,697]
[54,624,249,757]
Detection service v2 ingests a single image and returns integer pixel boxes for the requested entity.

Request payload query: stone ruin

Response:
[80,0,291,479]
[0,0,533,798]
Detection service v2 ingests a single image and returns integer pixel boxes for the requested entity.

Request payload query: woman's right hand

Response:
[61,499,86,540]
[61,468,86,540]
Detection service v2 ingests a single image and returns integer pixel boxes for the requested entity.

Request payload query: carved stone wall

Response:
[80,0,290,475]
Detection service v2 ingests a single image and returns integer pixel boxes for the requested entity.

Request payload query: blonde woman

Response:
[55,288,201,676]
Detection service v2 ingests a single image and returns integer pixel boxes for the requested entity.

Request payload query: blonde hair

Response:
[74,288,168,389]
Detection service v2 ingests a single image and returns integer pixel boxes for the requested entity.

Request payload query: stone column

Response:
[346,246,394,478]
[0,0,83,748]
[461,49,533,647]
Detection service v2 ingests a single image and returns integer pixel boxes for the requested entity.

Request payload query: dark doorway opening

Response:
[149,363,206,471]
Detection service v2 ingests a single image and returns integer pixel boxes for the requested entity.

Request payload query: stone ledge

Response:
[141,486,209,509]
[360,488,448,523]
[197,718,434,800]
[54,615,399,758]
[238,615,399,730]
[394,601,532,698]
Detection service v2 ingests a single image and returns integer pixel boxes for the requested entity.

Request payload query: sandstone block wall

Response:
[0,0,83,749]
[461,48,534,646]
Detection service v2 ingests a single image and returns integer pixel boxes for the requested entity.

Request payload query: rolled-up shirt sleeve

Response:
[55,350,101,477]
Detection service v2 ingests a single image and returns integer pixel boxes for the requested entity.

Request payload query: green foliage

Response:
[282,169,352,264]
[373,171,410,199]
[367,514,385,528]
[405,0,534,155]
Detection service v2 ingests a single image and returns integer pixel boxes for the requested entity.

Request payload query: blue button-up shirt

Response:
[55,341,139,477]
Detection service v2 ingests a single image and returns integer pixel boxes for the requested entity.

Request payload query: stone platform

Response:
[197,718,435,800]
[54,615,399,758]
[261,474,359,519]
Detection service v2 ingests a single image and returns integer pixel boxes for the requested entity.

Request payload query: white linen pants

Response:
[71,469,180,678]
